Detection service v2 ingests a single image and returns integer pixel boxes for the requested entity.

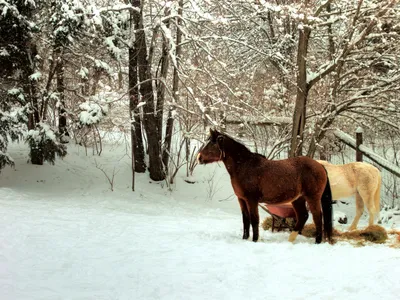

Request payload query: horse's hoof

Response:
[288,231,298,242]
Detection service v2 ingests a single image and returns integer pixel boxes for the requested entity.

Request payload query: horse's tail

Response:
[321,170,333,242]
[374,170,382,221]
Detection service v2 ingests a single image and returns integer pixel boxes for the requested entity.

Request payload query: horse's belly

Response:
[260,188,300,204]
[330,181,356,199]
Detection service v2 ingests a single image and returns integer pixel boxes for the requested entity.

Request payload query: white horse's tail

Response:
[374,171,382,221]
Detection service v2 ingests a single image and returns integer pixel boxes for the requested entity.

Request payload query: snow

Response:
[94,59,111,73]
[7,88,21,95]
[355,126,363,133]
[225,115,292,125]
[98,4,140,14]
[1,139,400,300]
[0,150,14,162]
[334,210,347,222]
[29,72,42,81]
[136,101,146,108]
[79,102,107,125]
[27,122,57,143]
[0,47,9,56]
[104,36,122,60]
[78,67,89,79]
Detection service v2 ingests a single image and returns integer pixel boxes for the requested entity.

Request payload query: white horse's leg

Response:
[360,184,378,227]
[367,209,376,226]
[348,192,365,231]
[365,195,376,227]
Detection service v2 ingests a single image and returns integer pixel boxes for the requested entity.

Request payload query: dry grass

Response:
[387,229,400,248]
[387,229,400,237]
[300,224,341,238]
[341,225,388,244]
[302,224,388,244]
[262,216,397,246]
[261,216,295,231]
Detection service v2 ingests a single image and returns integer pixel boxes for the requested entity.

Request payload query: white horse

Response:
[317,160,381,230]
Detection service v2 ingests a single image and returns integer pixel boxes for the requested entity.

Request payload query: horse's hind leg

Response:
[238,198,250,239]
[306,197,323,244]
[248,201,260,242]
[289,197,309,242]
[362,192,377,227]
[349,192,365,231]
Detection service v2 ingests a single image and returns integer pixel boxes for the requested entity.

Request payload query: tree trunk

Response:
[134,0,164,181]
[128,0,147,175]
[27,91,43,165]
[91,68,101,96]
[129,46,146,174]
[55,46,69,143]
[162,0,183,169]
[157,34,170,169]
[26,43,43,165]
[289,16,311,158]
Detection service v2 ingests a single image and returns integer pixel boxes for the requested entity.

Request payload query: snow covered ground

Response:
[1,139,400,300]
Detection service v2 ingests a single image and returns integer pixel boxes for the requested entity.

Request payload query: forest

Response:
[1,0,399,190]
[1,1,400,299]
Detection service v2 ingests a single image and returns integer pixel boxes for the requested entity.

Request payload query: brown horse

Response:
[198,129,333,244]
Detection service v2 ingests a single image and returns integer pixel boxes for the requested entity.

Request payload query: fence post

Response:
[356,127,363,162]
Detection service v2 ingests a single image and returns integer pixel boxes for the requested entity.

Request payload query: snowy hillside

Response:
[1,141,400,300]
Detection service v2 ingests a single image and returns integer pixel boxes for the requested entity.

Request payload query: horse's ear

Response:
[209,128,217,139]
[209,127,219,141]
[217,135,224,150]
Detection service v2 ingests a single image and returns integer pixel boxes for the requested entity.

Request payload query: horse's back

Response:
[257,156,327,203]
[318,160,380,182]
[261,156,325,180]
[351,162,381,190]
[316,160,380,198]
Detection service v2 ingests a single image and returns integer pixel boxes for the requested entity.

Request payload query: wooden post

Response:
[356,127,363,162]
[319,151,327,160]
[319,142,327,160]
[220,111,226,132]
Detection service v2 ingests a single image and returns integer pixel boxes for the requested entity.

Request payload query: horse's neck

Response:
[222,157,236,176]
[222,150,255,176]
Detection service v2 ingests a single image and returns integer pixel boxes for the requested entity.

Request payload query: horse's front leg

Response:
[248,201,260,242]
[238,198,250,239]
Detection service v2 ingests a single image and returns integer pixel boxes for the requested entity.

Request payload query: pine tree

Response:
[0,0,67,170]
[0,0,37,170]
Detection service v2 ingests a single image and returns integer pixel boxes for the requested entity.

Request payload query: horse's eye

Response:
[206,135,215,144]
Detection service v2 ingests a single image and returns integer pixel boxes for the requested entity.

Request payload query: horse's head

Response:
[197,128,225,164]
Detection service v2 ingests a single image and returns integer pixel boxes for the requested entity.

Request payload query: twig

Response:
[94,159,119,191]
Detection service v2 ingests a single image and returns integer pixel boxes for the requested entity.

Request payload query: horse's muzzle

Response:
[197,153,204,164]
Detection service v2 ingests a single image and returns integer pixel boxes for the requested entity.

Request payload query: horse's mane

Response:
[219,132,266,159]
[218,132,250,152]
